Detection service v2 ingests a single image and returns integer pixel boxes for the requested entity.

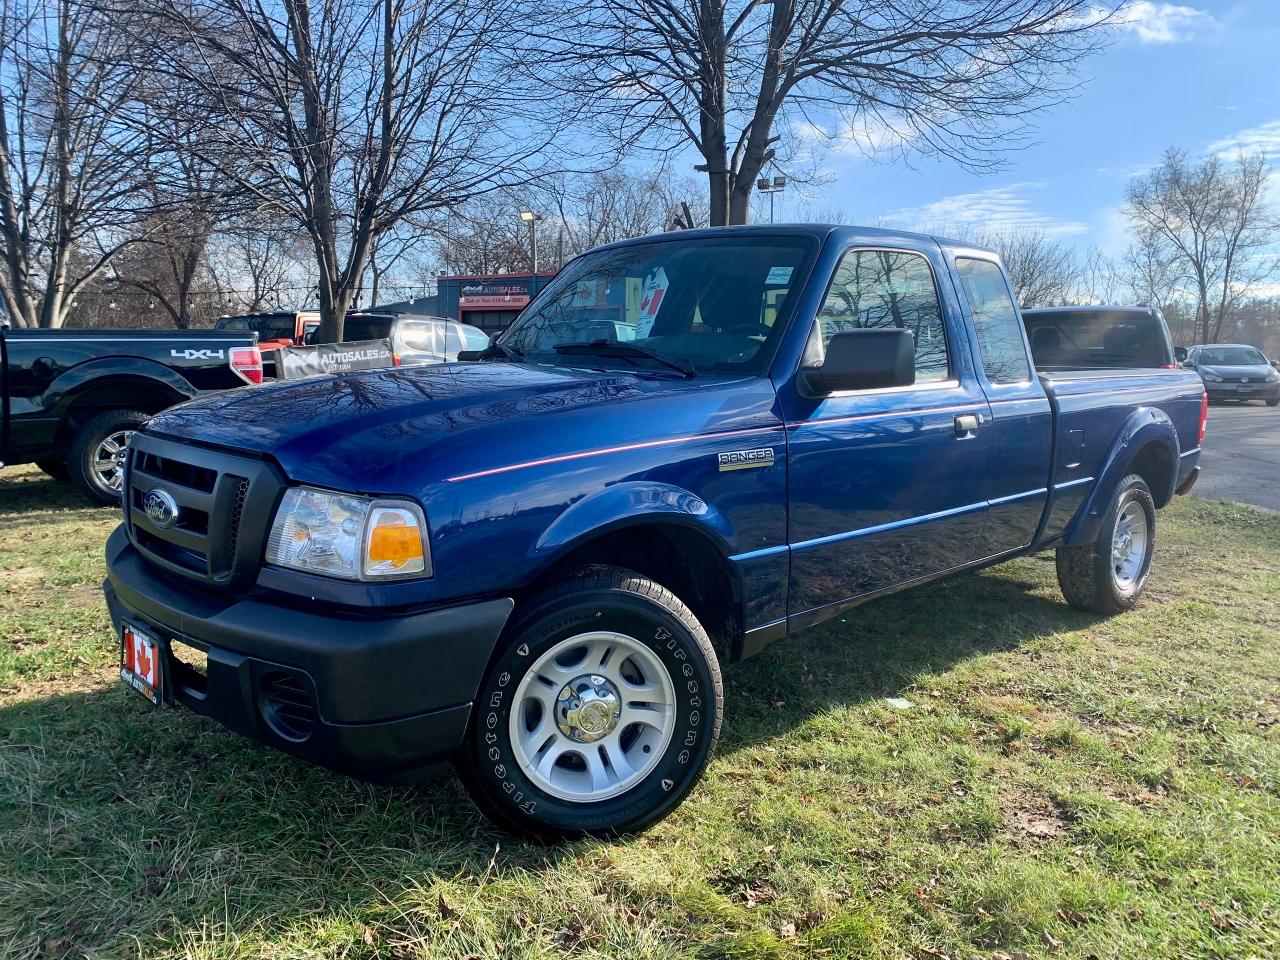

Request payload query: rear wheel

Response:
[68,409,148,505]
[1267,398,1279,407]
[1056,474,1156,614]
[457,566,722,839]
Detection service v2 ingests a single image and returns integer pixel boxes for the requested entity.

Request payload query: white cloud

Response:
[793,114,914,162]
[1103,2,1215,44]
[880,182,1089,238]
[1206,119,1280,159]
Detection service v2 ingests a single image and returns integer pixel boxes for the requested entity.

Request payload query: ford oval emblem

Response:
[143,489,180,529]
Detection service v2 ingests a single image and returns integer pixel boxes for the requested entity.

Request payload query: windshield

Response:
[499,235,816,374]
[1197,346,1267,365]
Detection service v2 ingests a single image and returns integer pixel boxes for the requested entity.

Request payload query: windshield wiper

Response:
[552,340,695,378]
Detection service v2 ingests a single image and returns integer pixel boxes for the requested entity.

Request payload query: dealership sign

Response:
[278,339,396,379]
[459,281,533,309]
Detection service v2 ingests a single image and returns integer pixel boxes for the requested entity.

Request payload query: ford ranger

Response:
[102,226,1206,838]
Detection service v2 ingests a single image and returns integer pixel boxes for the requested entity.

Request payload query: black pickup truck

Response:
[0,327,261,504]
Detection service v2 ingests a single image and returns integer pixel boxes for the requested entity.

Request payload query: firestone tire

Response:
[457,565,723,840]
[1055,473,1156,615]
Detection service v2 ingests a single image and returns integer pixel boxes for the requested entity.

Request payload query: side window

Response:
[955,258,1031,384]
[813,249,949,383]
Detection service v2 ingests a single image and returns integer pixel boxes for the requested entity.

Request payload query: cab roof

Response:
[595,223,996,257]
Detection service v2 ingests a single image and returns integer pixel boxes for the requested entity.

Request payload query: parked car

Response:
[104,225,1205,839]
[1022,306,1177,370]
[0,326,261,503]
[1176,343,1280,406]
[304,312,490,366]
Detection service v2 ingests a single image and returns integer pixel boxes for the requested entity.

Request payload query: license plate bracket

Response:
[120,622,164,706]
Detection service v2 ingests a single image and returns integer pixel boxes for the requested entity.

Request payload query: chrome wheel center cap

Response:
[556,674,621,743]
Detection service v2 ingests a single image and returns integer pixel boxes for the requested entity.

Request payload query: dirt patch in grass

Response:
[2,565,45,585]
[1005,792,1072,842]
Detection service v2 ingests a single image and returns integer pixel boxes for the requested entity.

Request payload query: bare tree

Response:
[1125,148,1277,344]
[530,0,1114,225]
[0,0,149,327]
[430,196,531,275]
[1119,222,1181,309]
[1075,246,1121,305]
[545,170,707,257]
[977,229,1079,307]
[206,212,311,313]
[130,0,558,342]
[100,118,243,327]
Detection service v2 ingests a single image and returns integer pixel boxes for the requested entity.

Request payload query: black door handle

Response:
[954,414,980,436]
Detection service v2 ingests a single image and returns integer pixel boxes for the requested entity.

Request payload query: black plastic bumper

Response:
[103,526,514,782]
[1205,383,1280,401]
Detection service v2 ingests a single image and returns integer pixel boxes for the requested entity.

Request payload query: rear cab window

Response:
[1023,309,1174,369]
[954,258,1031,384]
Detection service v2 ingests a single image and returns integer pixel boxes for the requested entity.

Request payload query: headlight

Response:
[1201,371,1223,382]
[265,486,431,581]
[1266,369,1280,382]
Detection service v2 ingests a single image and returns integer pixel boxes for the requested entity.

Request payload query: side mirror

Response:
[1173,346,1188,363]
[801,328,916,395]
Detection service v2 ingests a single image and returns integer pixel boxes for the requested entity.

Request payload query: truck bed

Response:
[1036,367,1205,544]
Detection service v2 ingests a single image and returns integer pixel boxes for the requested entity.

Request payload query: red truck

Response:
[214,311,320,350]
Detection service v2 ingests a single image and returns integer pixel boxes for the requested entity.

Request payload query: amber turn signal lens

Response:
[362,507,428,577]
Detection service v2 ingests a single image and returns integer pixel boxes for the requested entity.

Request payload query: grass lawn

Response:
[1,463,1277,960]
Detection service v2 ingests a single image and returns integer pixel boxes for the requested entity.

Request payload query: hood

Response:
[1199,363,1276,380]
[145,361,738,491]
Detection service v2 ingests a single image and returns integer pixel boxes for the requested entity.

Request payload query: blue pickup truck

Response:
[103,225,1206,838]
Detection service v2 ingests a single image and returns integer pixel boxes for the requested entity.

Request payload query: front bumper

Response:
[1204,380,1280,401]
[104,525,513,782]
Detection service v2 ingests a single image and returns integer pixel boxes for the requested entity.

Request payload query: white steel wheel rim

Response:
[1111,501,1149,591]
[509,630,677,803]
[93,429,134,492]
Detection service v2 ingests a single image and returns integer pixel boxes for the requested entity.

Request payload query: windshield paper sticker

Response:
[765,266,793,285]
[635,267,669,337]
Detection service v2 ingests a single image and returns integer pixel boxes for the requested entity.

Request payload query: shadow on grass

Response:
[721,560,1104,752]
[0,556,1105,956]
[0,467,103,517]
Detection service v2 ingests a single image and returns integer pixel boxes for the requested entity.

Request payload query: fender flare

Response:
[1064,406,1179,547]
[48,358,197,421]
[531,481,736,565]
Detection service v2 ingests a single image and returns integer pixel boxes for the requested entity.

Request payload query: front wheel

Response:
[1267,398,1279,407]
[1055,474,1156,615]
[457,566,723,840]
[68,409,148,505]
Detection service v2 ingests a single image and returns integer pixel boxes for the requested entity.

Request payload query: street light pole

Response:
[519,210,543,272]
[755,175,787,224]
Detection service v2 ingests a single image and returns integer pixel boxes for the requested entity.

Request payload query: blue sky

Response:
[774,1,1280,255]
